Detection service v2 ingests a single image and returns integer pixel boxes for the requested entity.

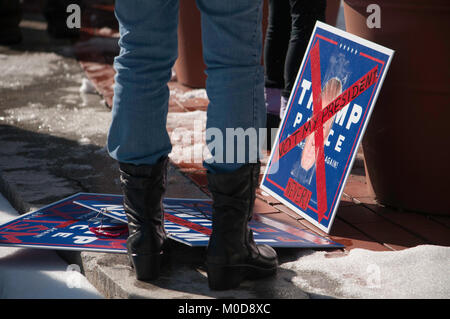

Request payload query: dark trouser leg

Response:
[0,0,22,45]
[263,0,291,146]
[283,0,326,98]
[44,0,83,38]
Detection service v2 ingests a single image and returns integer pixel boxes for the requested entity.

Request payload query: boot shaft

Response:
[119,157,168,254]
[206,162,261,264]
[205,162,278,289]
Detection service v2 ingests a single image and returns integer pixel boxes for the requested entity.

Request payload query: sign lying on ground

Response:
[0,193,127,253]
[261,21,394,233]
[0,193,342,253]
[74,193,343,248]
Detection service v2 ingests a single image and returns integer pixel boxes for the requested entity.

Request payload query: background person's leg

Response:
[264,0,291,91]
[44,0,83,38]
[283,0,326,99]
[263,0,292,146]
[278,0,326,119]
[0,0,22,44]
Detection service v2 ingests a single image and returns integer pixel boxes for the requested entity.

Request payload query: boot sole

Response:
[206,263,277,290]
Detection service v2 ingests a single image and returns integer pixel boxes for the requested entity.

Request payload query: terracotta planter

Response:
[326,0,342,27]
[174,0,269,88]
[174,0,206,88]
[344,0,450,214]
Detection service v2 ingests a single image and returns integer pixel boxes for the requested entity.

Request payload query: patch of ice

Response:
[3,101,111,146]
[167,111,207,165]
[0,53,61,89]
[0,244,102,299]
[170,88,208,102]
[78,137,92,145]
[80,78,97,94]
[166,110,206,131]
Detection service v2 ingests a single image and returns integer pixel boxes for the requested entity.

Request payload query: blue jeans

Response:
[107,0,265,174]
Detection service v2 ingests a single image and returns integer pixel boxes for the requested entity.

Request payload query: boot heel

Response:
[130,252,162,281]
[206,264,245,290]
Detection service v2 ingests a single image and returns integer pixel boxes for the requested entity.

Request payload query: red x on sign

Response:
[277,41,379,222]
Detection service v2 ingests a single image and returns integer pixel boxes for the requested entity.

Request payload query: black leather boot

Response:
[206,162,278,290]
[119,156,168,281]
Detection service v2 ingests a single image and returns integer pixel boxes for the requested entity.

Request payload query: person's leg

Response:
[107,0,178,281]
[283,0,326,99]
[108,1,178,166]
[198,0,266,174]
[279,0,326,119]
[197,0,278,290]
[0,0,22,45]
[263,0,292,146]
[264,0,291,91]
[44,0,82,38]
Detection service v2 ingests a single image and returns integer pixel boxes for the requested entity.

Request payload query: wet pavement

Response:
[0,17,116,208]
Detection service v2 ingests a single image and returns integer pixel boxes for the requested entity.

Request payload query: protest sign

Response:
[261,21,394,233]
[75,194,343,248]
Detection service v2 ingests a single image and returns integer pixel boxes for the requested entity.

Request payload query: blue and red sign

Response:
[261,21,394,233]
[74,194,343,248]
[0,193,127,253]
[0,193,343,252]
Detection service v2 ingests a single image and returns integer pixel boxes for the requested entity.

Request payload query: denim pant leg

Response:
[107,0,178,166]
[197,0,266,174]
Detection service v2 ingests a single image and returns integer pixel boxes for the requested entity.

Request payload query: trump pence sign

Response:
[261,21,394,233]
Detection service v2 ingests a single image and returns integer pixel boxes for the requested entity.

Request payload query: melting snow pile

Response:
[281,246,450,298]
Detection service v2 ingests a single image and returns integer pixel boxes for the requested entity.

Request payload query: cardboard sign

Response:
[74,194,343,248]
[261,21,394,233]
[74,195,213,247]
[0,193,343,252]
[0,193,127,253]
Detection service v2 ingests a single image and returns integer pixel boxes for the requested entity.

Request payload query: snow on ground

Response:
[0,52,61,89]
[2,99,112,146]
[281,246,450,299]
[167,110,208,165]
[170,88,208,102]
[0,194,103,299]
